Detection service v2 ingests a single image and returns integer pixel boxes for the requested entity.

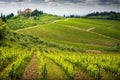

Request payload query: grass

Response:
[92,27,120,40]
[44,38,107,51]
[7,16,37,30]
[7,14,63,30]
[18,18,120,52]
[56,19,97,29]
[45,57,68,80]
[19,20,120,47]
[5,31,83,52]
[1,15,120,80]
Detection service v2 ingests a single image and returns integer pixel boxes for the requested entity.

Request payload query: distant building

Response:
[22,8,32,14]
[18,8,32,15]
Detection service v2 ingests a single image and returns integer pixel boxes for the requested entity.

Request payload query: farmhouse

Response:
[22,8,32,14]
[18,8,32,15]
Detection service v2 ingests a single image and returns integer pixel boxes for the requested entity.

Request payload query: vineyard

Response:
[0,46,120,80]
[0,13,120,80]
[43,51,120,80]
[0,46,33,80]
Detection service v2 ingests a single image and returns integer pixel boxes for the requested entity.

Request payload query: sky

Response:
[0,0,120,16]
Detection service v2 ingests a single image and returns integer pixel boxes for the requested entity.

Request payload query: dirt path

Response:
[16,25,39,32]
[45,58,68,80]
[58,24,119,40]
[21,53,40,80]
[75,69,92,80]
[57,24,85,31]
[86,27,95,31]
[16,19,63,32]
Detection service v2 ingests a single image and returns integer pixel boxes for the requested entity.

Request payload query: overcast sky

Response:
[0,0,120,16]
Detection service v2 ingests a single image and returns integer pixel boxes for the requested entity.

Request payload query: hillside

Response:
[0,12,120,80]
[6,14,63,30]
[18,18,120,52]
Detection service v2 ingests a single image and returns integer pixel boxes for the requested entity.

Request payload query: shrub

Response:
[0,19,7,40]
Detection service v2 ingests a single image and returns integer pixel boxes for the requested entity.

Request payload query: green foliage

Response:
[0,19,7,40]
[86,11,120,20]
[0,46,33,80]
[105,44,120,52]
[8,51,32,79]
[5,31,83,52]
[19,18,120,48]
[7,16,37,30]
[31,9,43,16]
[43,51,120,80]
[7,14,62,30]
[37,51,47,80]
[6,13,14,19]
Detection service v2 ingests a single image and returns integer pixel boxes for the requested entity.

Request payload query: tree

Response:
[108,13,116,20]
[0,19,7,40]
[31,9,43,16]
[6,13,14,19]
[0,13,6,23]
[85,11,120,20]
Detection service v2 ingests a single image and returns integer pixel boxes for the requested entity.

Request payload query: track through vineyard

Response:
[21,53,40,80]
[45,58,68,80]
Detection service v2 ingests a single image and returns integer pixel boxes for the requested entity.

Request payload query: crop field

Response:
[19,18,120,50]
[0,46,33,80]
[1,15,120,80]
[0,46,120,80]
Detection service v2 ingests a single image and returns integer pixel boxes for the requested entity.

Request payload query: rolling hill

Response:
[18,18,120,51]
[1,13,120,80]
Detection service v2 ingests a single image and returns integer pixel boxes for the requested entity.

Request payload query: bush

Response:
[0,19,7,40]
[104,44,120,52]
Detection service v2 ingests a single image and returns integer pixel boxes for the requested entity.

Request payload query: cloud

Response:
[98,0,120,5]
[1,0,120,6]
[13,0,31,3]
[0,0,32,3]
[0,1,7,4]
[0,0,120,16]
[43,0,120,6]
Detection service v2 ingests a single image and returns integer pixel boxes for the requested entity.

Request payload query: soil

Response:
[21,53,40,80]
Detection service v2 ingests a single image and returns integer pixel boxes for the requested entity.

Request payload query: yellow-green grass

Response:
[19,22,120,47]
[43,38,107,51]
[7,14,63,30]
[56,18,120,40]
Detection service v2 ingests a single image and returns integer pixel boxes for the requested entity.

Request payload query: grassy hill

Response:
[1,13,120,80]
[7,14,63,30]
[18,18,120,51]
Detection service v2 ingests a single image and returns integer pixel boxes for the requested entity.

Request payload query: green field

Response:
[18,18,120,51]
[1,14,120,80]
[0,46,120,80]
[7,14,62,30]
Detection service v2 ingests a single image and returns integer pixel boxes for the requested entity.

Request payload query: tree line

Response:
[0,9,44,23]
[64,14,81,18]
[0,13,14,23]
[17,9,43,17]
[85,11,120,20]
